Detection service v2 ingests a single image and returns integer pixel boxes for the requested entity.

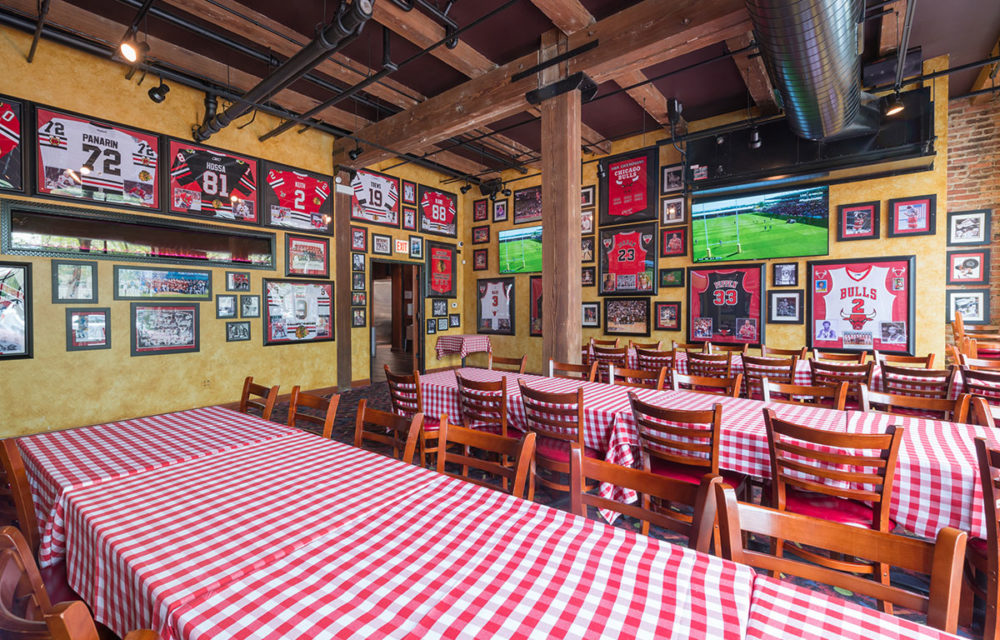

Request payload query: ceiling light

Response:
[502,188,511,197]
[748,127,762,150]
[348,146,363,161]
[885,92,905,116]
[148,81,170,103]
[120,33,149,64]
[460,184,471,194]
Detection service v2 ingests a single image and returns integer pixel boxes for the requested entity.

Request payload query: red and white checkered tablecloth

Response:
[17,406,298,567]
[170,471,755,640]
[746,576,962,640]
[435,334,492,360]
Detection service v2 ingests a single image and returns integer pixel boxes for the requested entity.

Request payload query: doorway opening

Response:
[370,260,421,381]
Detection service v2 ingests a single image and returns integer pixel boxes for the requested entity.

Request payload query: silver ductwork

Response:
[746,0,872,140]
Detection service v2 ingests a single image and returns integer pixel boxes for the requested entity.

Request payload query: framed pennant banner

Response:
[598,147,657,227]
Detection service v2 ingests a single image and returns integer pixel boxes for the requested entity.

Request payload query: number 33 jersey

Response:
[170,148,256,219]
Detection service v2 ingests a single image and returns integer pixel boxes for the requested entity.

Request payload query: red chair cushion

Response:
[471,422,524,438]
[40,562,78,604]
[783,489,892,528]
[969,536,988,557]
[649,458,745,489]
[536,437,599,463]
[422,417,441,431]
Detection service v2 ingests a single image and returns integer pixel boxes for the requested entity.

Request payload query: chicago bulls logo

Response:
[840,307,876,330]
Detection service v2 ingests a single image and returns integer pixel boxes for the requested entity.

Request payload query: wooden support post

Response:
[334,170,354,390]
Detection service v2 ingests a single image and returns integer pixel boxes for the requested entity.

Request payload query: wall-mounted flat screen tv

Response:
[498,224,542,274]
[691,185,829,262]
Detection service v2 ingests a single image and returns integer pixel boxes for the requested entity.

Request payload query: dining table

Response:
[434,334,492,364]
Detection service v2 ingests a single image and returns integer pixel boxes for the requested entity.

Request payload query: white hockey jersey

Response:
[351,170,398,221]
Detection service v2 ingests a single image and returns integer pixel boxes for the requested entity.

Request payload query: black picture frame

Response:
[449,313,461,328]
[351,292,367,307]
[216,294,237,319]
[262,278,334,345]
[605,297,651,337]
[947,288,991,325]
[113,265,212,301]
[426,240,458,298]
[0,262,31,360]
[654,301,681,331]
[888,195,937,237]
[529,275,543,336]
[772,262,799,287]
[65,307,110,351]
[260,161,333,235]
[226,321,251,342]
[351,272,365,291]
[284,233,330,278]
[352,252,366,273]
[426,318,436,334]
[0,95,26,194]
[432,299,448,317]
[661,163,684,195]
[513,186,542,225]
[240,294,260,318]
[582,302,601,328]
[660,196,686,226]
[947,249,991,285]
[166,138,258,224]
[402,206,417,231]
[599,147,658,227]
[660,226,686,258]
[598,222,658,296]
[225,271,251,292]
[581,208,594,235]
[401,180,417,205]
[581,185,595,208]
[688,263,766,348]
[350,226,368,252]
[472,248,488,271]
[836,201,880,242]
[493,198,509,223]
[437,317,449,332]
[349,168,399,228]
[947,209,991,246]
[372,233,392,256]
[352,307,367,328]
[51,259,98,304]
[581,236,595,263]
[473,198,489,222]
[660,268,684,288]
[476,277,515,335]
[767,290,804,324]
[581,266,596,287]
[417,184,458,237]
[472,225,490,244]
[130,302,200,356]
[409,235,423,260]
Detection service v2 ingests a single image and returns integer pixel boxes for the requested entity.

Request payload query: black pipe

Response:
[26,0,50,63]
[892,0,917,91]
[868,54,1000,93]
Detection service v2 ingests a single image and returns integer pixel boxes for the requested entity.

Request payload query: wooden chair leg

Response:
[961,568,976,629]
[877,562,893,615]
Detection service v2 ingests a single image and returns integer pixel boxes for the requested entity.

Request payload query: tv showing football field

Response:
[691,186,829,262]
[498,225,542,274]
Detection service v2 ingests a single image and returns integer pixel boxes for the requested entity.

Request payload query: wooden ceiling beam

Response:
[726,31,779,115]
[878,1,906,56]
[971,36,1000,105]
[529,0,593,36]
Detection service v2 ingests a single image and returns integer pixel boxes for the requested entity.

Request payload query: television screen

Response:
[691,186,829,262]
[498,225,542,274]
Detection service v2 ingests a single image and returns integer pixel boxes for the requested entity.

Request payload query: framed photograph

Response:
[351,272,366,291]
[65,307,110,351]
[947,289,990,325]
[473,248,488,271]
[402,206,417,231]
[599,148,657,227]
[888,195,936,237]
[167,139,257,223]
[240,294,260,318]
[493,198,509,223]
[216,294,237,319]
[114,266,211,301]
[654,301,681,331]
[130,302,199,356]
[772,262,798,287]
[426,241,458,298]
[418,184,458,237]
[581,266,596,287]
[432,299,448,317]
[263,279,333,345]
[449,313,461,328]
[836,201,879,242]
[661,197,686,225]
[598,222,657,296]
[529,275,543,336]
[948,209,991,246]
[351,226,368,252]
[581,185,595,208]
[581,209,594,234]
[660,268,684,288]
[352,308,367,328]
[947,249,990,285]
[476,277,515,335]
[605,297,650,337]
[261,161,332,235]
[688,263,765,347]
[660,226,687,258]
[473,198,489,222]
[661,163,684,195]
[285,234,329,278]
[472,225,490,244]
[426,318,436,334]
[35,106,160,210]
[409,235,424,260]
[351,292,367,307]
[372,234,392,256]
[350,168,399,228]
[0,262,31,359]
[226,321,251,342]
[0,96,25,193]
[513,186,542,225]
[768,290,804,324]
[52,260,97,303]
[401,180,417,205]
[225,271,250,292]
[352,252,366,273]
[582,302,600,328]
[809,256,914,354]
[581,236,595,263]
[437,317,449,332]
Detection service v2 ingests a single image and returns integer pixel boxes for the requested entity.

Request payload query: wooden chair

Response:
[455,373,513,437]
[709,343,748,356]
[859,385,971,422]
[961,355,1000,371]
[238,376,279,421]
[634,348,675,388]
[961,366,1000,407]
[592,345,628,383]
[809,359,874,406]
[965,437,1000,637]
[435,417,536,499]
[549,360,597,382]
[714,485,966,634]
[591,337,621,349]
[686,351,733,378]
[874,350,936,368]
[580,345,592,367]
[0,439,40,556]
[671,372,742,398]
[629,340,662,350]
[673,340,709,354]
[488,353,526,374]
[878,363,956,400]
[955,312,1000,341]
[761,379,849,411]
[761,345,807,359]
[353,399,423,465]
[970,397,997,428]
[385,366,440,465]
[46,601,157,640]
[286,387,341,439]
[741,355,797,399]
[569,444,720,553]
[812,349,867,364]
[608,366,667,390]
[518,381,596,499]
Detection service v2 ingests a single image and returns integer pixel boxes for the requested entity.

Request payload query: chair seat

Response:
[649,458,746,490]
[968,536,988,557]
[536,437,600,463]
[784,489,892,528]
[422,416,441,431]
[41,562,78,604]
[470,422,523,438]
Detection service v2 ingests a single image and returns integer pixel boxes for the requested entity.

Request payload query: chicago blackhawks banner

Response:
[477,277,515,335]
[598,147,657,227]
[598,222,657,296]
[0,96,23,192]
[168,139,257,223]
[426,241,457,298]
[808,256,915,355]
[350,168,399,228]
[418,184,458,237]
[687,263,765,346]
[262,161,332,234]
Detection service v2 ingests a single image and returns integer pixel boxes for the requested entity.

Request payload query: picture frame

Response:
[660,226,687,258]
[0,262,31,359]
[772,262,798,287]
[426,318,436,334]
[432,299,448,317]
[476,277,515,335]
[661,163,684,195]
[688,263,766,347]
[581,185,595,208]
[240,294,260,318]
[426,241,458,298]
[581,236,595,263]
[767,290,804,324]
[660,268,684,288]
[263,279,334,345]
[0,96,25,193]
[513,186,542,225]
[409,235,424,260]
[401,180,417,205]
[605,297,651,337]
[285,234,330,278]
[472,225,490,244]
[599,147,657,227]
[402,206,417,231]
[350,226,368,252]
[351,292,367,307]
[888,195,936,237]
[473,248,488,271]
[261,161,333,235]
[437,317,449,332]
[352,308,367,328]
[449,313,461,328]
[51,260,98,304]
[947,249,990,285]
[598,222,658,296]
[351,272,366,291]
[493,198,509,223]
[418,184,458,237]
[167,138,257,223]
[352,252,366,273]
[660,197,686,226]
[836,201,880,242]
[473,198,489,222]
[349,168,399,228]
[948,209,991,246]
[581,266,596,287]
[216,294,237,319]
[947,288,991,325]
[65,307,110,351]
[654,301,681,331]
[114,266,212,301]
[529,275,543,336]
[225,321,251,342]
[372,234,392,256]
[581,209,594,235]
[582,301,601,328]
[130,302,199,356]
[225,271,251,292]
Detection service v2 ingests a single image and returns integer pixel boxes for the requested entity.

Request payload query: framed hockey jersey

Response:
[0,95,24,193]
[350,168,399,228]
[598,222,657,296]
[476,277,515,335]
[262,161,332,234]
[168,139,258,224]
[34,106,160,209]
[598,147,657,227]
[418,184,458,238]
[263,278,334,345]
[687,263,765,347]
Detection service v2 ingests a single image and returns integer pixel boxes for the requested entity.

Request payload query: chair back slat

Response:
[489,354,526,374]
[353,399,423,464]
[809,360,874,402]
[519,381,585,448]
[385,365,424,418]
[812,349,867,363]
[456,374,508,437]
[761,345,808,359]
[672,372,742,398]
[591,337,621,348]
[286,387,341,439]
[549,360,597,382]
[609,366,667,390]
[436,419,536,499]
[673,340,709,354]
[874,350,936,368]
[686,352,733,378]
[592,345,628,383]
[239,376,279,421]
[859,385,970,422]
[709,343,748,355]
[971,397,997,428]
[742,355,796,399]
[879,364,955,400]
[0,526,51,634]
[629,393,722,474]
[961,366,1000,406]
[629,340,662,351]
[761,378,848,410]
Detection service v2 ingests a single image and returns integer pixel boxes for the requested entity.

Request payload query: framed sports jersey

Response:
[529,276,542,336]
[262,162,332,235]
[513,186,542,225]
[807,256,914,355]
[350,168,399,228]
[263,278,334,345]
[168,139,257,223]
[687,263,765,347]
[425,240,457,298]
[598,147,657,227]
[598,222,657,296]
[476,277,515,335]
[35,106,160,209]
[418,184,458,237]
[0,96,24,193]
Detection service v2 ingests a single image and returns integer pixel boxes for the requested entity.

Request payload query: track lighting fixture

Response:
[460,184,472,194]
[120,33,149,64]
[349,145,363,161]
[885,91,905,116]
[748,126,762,150]
[148,81,170,103]
[596,163,607,179]
[502,188,511,197]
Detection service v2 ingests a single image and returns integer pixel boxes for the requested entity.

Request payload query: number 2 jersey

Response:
[170,147,256,219]
[695,271,753,337]
[266,169,331,230]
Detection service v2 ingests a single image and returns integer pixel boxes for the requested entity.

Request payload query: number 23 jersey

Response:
[170,148,256,218]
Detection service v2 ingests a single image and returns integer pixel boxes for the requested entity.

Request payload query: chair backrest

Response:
[709,343,748,355]
[763,408,903,532]
[569,444,720,552]
[761,345,808,359]
[859,385,971,422]
[0,440,39,557]
[549,359,597,382]
[686,351,733,378]
[634,348,675,387]
[609,366,667,390]
[286,387,341,439]
[580,345,592,367]
[353,399,423,464]
[953,310,967,341]
[45,601,158,640]
[629,393,723,475]
[384,365,423,418]
[878,363,955,400]
[239,376,279,420]
[808,360,874,399]
[961,355,1000,371]
[0,525,52,636]
[488,353,526,374]
[975,437,1000,638]
[741,355,797,399]
[592,345,628,382]
[961,366,1000,406]
[971,397,997,428]
[714,484,966,634]
[435,418,536,499]
[761,378,848,411]
[967,338,1000,360]
[671,372,742,398]
[874,350,936,368]
[518,381,585,449]
[456,373,508,437]
[673,340,709,354]
[629,340,662,350]
[812,349,867,363]
[591,337,621,348]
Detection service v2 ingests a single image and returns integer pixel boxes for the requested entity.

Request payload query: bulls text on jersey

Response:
[267,169,331,229]
[171,148,255,218]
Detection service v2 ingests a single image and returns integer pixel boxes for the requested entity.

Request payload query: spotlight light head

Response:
[348,147,363,161]
[120,35,149,64]
[885,93,905,116]
[502,188,511,197]
[748,127,762,150]
[147,82,170,104]
[460,184,471,194]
